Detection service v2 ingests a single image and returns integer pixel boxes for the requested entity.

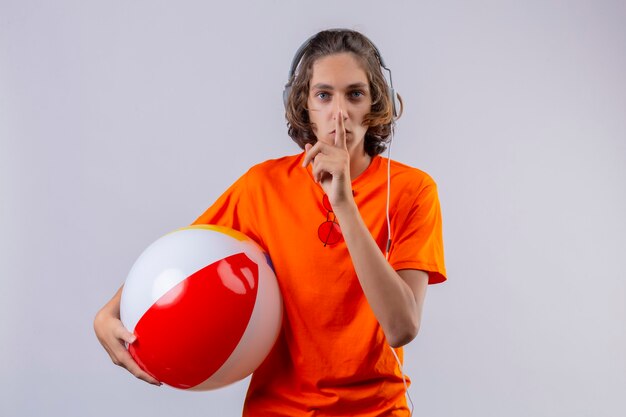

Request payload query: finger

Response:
[112,340,162,386]
[335,110,347,149]
[310,155,326,183]
[302,141,326,168]
[114,325,137,345]
[310,155,337,185]
[125,357,162,386]
[312,163,331,185]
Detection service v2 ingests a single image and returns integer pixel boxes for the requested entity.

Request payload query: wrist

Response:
[333,199,360,222]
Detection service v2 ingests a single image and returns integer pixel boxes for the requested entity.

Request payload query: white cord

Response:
[389,345,415,416]
[385,128,393,261]
[385,128,414,416]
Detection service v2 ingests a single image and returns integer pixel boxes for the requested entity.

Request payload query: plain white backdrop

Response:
[1,1,625,416]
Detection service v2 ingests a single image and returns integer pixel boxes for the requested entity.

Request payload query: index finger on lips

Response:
[335,110,347,149]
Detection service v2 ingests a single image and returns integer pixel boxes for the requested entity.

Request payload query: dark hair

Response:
[285,29,403,156]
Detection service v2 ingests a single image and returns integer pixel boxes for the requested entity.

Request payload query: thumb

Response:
[117,326,137,344]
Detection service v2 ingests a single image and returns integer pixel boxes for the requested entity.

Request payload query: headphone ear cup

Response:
[389,87,398,118]
[283,85,291,111]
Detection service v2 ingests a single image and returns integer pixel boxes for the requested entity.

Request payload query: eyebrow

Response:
[311,82,369,90]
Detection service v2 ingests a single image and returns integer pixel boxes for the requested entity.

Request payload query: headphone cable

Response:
[385,127,415,417]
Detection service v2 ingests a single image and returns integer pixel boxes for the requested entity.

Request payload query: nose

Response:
[332,99,349,121]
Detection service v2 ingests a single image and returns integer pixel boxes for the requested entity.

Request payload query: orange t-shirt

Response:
[192,153,446,416]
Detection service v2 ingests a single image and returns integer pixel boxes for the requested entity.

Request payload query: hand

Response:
[302,110,354,209]
[94,307,162,386]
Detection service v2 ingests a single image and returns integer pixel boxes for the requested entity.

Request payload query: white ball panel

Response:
[120,228,243,332]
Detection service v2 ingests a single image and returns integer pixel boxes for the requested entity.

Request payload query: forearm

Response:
[335,202,420,347]
[93,283,161,385]
[97,285,124,319]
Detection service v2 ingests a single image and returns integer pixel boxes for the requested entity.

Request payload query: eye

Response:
[349,91,365,99]
[315,92,330,101]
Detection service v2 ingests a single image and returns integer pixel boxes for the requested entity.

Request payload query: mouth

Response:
[330,130,351,135]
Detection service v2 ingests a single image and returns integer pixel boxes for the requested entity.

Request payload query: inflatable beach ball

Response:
[120,225,283,390]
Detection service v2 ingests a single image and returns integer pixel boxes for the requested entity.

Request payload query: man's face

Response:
[306,53,372,151]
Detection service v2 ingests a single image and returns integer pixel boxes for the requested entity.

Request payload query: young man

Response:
[95,29,446,416]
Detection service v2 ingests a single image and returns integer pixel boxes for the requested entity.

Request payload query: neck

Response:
[349,148,373,180]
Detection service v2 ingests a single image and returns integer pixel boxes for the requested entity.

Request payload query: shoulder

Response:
[243,153,304,184]
[380,158,442,215]
[248,153,302,172]
[385,158,438,192]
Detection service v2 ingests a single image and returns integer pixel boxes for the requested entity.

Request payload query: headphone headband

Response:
[283,30,398,117]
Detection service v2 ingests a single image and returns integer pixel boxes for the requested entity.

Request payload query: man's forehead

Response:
[311,81,369,90]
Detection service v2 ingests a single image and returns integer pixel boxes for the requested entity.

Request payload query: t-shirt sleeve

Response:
[189,170,264,249]
[389,180,447,285]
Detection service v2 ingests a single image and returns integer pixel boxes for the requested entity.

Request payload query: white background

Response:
[1,1,625,416]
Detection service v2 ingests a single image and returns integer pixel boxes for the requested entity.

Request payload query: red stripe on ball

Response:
[129,252,259,388]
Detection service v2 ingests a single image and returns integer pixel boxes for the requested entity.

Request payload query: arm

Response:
[302,110,429,347]
[334,202,429,347]
[93,285,161,385]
